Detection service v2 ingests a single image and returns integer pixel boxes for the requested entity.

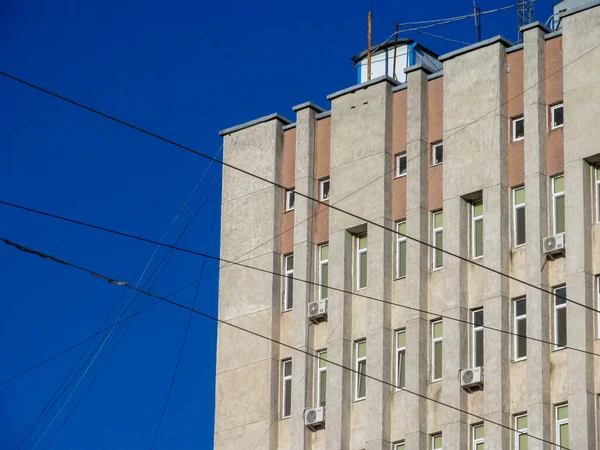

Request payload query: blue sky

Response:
[0,0,553,448]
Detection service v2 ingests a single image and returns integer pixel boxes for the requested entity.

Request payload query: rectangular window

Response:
[472,308,484,368]
[396,153,407,178]
[551,103,564,129]
[357,233,368,290]
[552,175,565,235]
[554,286,567,349]
[393,441,405,450]
[597,276,600,339]
[281,359,292,418]
[473,424,484,450]
[317,350,327,407]
[355,340,367,400]
[472,200,484,259]
[396,221,407,279]
[556,404,569,449]
[513,186,526,247]
[432,320,443,381]
[514,297,527,361]
[515,414,528,450]
[432,433,442,449]
[320,177,330,201]
[513,116,524,141]
[283,254,294,312]
[433,211,443,270]
[595,166,600,224]
[319,244,329,300]
[285,188,295,212]
[395,330,406,390]
[432,142,444,166]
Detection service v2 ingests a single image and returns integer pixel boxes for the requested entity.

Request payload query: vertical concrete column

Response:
[290,104,322,449]
[522,23,551,450]
[404,65,430,450]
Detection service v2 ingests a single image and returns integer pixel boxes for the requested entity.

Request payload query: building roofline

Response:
[545,30,563,40]
[219,113,292,137]
[292,102,326,113]
[559,0,600,18]
[404,62,434,75]
[315,110,332,120]
[427,70,443,81]
[519,21,551,34]
[282,123,296,131]
[391,83,408,92]
[438,35,513,62]
[326,75,400,101]
[506,43,524,54]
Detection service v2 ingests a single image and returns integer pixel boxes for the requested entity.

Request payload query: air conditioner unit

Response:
[459,367,484,392]
[304,406,325,430]
[543,232,566,257]
[308,300,328,323]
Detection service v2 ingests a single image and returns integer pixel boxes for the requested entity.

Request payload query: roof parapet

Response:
[559,0,600,18]
[219,113,292,137]
[327,75,400,101]
[292,102,326,113]
[438,35,513,62]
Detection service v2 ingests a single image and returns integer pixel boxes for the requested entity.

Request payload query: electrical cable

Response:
[0,237,567,450]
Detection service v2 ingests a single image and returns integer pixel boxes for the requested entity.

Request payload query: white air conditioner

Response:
[308,300,328,323]
[304,406,325,430]
[543,232,565,257]
[459,367,484,392]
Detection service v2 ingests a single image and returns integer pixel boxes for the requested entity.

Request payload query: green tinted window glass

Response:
[359,252,367,288]
[357,341,366,358]
[596,165,600,180]
[433,321,443,338]
[397,331,406,348]
[476,443,484,450]
[435,211,444,228]
[359,234,368,249]
[398,241,406,278]
[554,175,564,193]
[433,435,442,448]
[396,444,405,450]
[321,264,328,299]
[559,423,569,448]
[519,433,528,450]
[319,352,327,368]
[397,221,406,235]
[475,219,484,257]
[475,424,484,439]
[557,405,568,420]
[515,187,525,204]
[517,415,527,430]
[357,361,367,398]
[434,342,443,379]
[435,231,443,267]
[320,244,328,261]
[474,200,483,217]
[555,196,565,233]
[319,371,327,406]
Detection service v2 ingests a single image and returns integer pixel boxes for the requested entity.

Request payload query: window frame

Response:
[472,200,484,260]
[395,152,407,178]
[395,329,406,390]
[395,221,407,279]
[514,297,527,361]
[283,254,294,312]
[552,175,565,235]
[316,350,327,407]
[393,441,405,450]
[597,276,600,339]
[472,308,484,368]
[432,142,444,166]
[281,359,292,418]
[320,177,330,201]
[555,404,569,449]
[355,339,367,401]
[431,433,442,450]
[513,186,526,247]
[431,320,443,382]
[551,103,564,130]
[595,165,600,224]
[319,244,329,301]
[285,188,295,212]
[553,285,567,350]
[472,423,484,449]
[356,233,368,290]
[515,413,528,450]
[432,211,444,270]
[512,116,525,142]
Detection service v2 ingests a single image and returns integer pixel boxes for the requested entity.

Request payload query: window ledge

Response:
[353,397,366,403]
[431,266,444,272]
[552,346,567,352]
[429,379,442,384]
[279,416,291,421]
[513,243,526,250]
[284,209,295,213]
[320,198,330,202]
[282,309,293,314]
[513,137,524,142]
[551,124,564,130]
[512,357,527,363]
[394,173,407,179]
[472,256,484,261]
[394,275,407,281]
[431,162,443,167]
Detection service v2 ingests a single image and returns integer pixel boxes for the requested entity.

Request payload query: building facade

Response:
[214,3,600,449]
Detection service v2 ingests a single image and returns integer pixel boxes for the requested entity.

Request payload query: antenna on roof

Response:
[517,0,534,42]
[392,22,399,80]
[367,11,373,80]
[473,1,482,42]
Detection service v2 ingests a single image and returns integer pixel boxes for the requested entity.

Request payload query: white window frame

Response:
[472,200,484,260]
[281,359,292,418]
[431,433,442,450]
[393,441,405,450]
[283,254,294,312]
[320,177,330,201]
[552,175,565,235]
[553,285,567,350]
[555,404,569,449]
[513,186,526,247]
[319,244,329,301]
[432,211,443,270]
[356,233,368,290]
[395,152,407,178]
[395,221,407,279]
[285,188,295,212]
[431,320,443,382]
[472,308,484,368]
[595,165,600,224]
[395,329,406,390]
[316,350,327,407]
[514,297,527,361]
[472,423,484,449]
[551,103,564,130]
[597,276,600,339]
[432,142,443,166]
[515,414,528,450]
[512,116,524,142]
[355,340,367,401]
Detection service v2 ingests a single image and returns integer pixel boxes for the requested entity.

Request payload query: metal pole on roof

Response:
[392,22,399,80]
[367,12,372,81]
[474,1,482,42]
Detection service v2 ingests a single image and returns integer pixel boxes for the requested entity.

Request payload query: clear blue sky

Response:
[0,0,553,448]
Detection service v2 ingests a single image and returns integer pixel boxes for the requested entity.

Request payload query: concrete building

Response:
[214,3,600,449]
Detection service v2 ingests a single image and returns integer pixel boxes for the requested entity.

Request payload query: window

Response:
[551,103,564,129]
[285,189,295,212]
[553,286,567,349]
[432,211,443,269]
[357,233,368,290]
[283,254,294,312]
[472,309,484,368]
[281,359,292,418]
[320,177,330,201]
[355,340,367,400]
[472,200,484,259]
[393,441,405,450]
[552,175,565,235]
[396,153,407,178]
[595,166,600,224]
[513,116,524,141]
[432,433,442,449]
[555,404,569,449]
[431,320,443,381]
[319,244,329,300]
[396,221,407,279]
[514,297,527,361]
[597,276,600,339]
[513,187,526,247]
[395,330,406,389]
[432,142,443,165]
[473,424,484,450]
[515,414,528,450]
[317,350,327,407]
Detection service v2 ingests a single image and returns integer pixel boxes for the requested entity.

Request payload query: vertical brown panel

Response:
[507,49,525,188]
[546,36,564,176]
[392,89,408,220]
[428,77,444,211]
[281,128,296,255]
[313,116,331,245]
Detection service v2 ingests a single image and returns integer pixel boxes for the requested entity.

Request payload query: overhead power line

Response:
[0,237,567,450]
